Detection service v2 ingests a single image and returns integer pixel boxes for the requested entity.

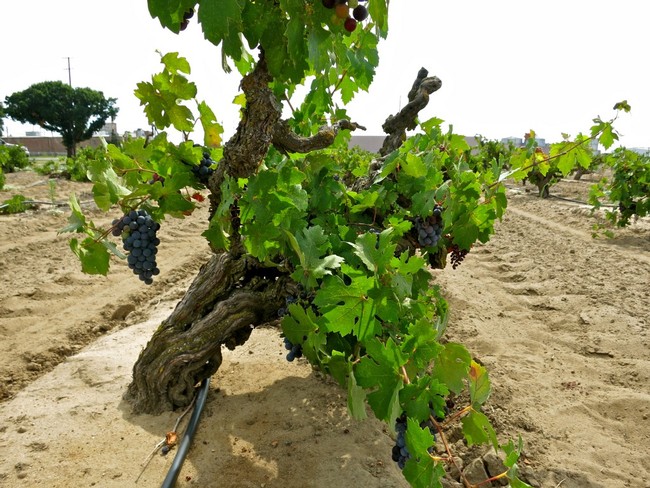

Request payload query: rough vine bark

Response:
[125,253,291,414]
[380,68,442,156]
[125,61,442,414]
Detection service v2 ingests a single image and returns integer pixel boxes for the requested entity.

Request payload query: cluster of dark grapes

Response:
[391,408,443,470]
[392,415,411,469]
[414,204,444,248]
[283,336,304,362]
[449,244,469,269]
[180,8,194,31]
[321,0,369,32]
[277,295,298,318]
[111,209,161,285]
[192,152,215,185]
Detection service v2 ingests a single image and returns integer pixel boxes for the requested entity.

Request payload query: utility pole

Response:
[64,57,72,86]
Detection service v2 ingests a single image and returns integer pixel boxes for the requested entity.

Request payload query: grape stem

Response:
[429,406,481,488]
[94,197,150,243]
[400,365,411,384]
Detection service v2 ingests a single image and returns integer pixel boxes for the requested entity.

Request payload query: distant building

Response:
[349,135,384,153]
[3,122,121,156]
[501,136,523,147]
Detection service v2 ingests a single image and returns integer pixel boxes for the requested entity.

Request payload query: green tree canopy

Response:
[4,81,118,157]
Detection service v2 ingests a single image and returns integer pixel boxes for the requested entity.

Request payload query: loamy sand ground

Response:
[0,170,648,488]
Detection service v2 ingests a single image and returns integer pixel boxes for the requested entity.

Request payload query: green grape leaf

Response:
[69,237,110,276]
[167,103,195,132]
[431,342,471,394]
[201,221,229,252]
[399,377,447,422]
[161,51,191,75]
[348,370,368,420]
[411,189,438,216]
[402,320,444,371]
[59,194,86,233]
[402,152,427,178]
[347,230,396,275]
[390,251,426,300]
[461,410,498,451]
[354,340,403,422]
[313,268,379,340]
[468,360,491,407]
[87,159,129,211]
[613,99,631,112]
[367,0,389,36]
[451,216,479,250]
[403,456,445,488]
[157,191,195,217]
[501,437,534,487]
[287,226,344,287]
[420,116,444,134]
[283,304,319,345]
[403,417,446,488]
[197,101,223,147]
[338,75,357,105]
[198,0,243,47]
[598,123,618,149]
[405,417,435,456]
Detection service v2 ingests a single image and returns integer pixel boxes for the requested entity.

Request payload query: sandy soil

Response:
[0,170,648,488]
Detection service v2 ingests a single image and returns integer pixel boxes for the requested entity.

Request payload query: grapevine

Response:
[59,2,633,487]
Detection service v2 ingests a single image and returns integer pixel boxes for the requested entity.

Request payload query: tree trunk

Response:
[573,167,589,180]
[124,252,289,414]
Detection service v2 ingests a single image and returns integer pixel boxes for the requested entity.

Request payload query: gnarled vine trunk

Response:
[124,252,290,414]
[124,58,441,414]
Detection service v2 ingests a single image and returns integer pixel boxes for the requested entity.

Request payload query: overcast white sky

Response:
[1,1,648,148]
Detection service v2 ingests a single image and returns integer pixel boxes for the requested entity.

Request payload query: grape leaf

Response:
[348,370,368,420]
[402,320,444,371]
[451,216,479,250]
[70,237,110,275]
[287,226,344,288]
[598,123,618,149]
[161,51,191,75]
[502,437,534,488]
[402,152,427,178]
[468,360,491,407]
[399,377,447,422]
[461,410,498,450]
[59,194,86,233]
[347,230,395,275]
[198,0,243,47]
[198,101,223,148]
[613,100,631,112]
[431,342,471,394]
[354,343,403,422]
[403,456,445,488]
[313,268,379,340]
[403,418,446,488]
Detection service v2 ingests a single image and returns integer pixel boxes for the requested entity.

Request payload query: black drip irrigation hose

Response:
[160,378,211,488]
[549,193,617,208]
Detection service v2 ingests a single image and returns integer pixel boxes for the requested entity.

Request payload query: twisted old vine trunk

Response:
[124,53,441,414]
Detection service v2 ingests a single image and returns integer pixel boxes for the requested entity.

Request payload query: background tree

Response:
[4,81,118,157]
